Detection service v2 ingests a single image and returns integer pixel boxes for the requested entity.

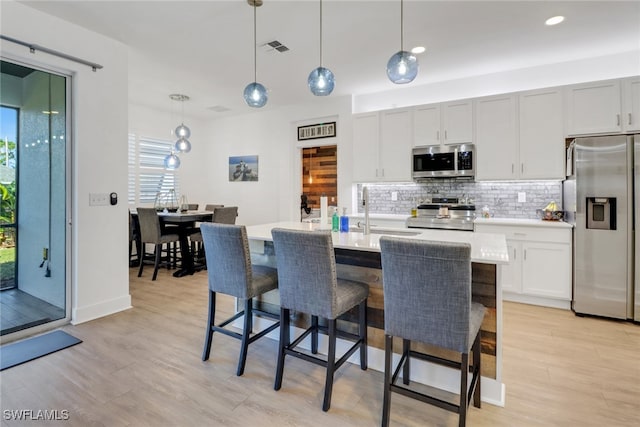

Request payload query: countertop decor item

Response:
[243,0,268,108]
[386,0,418,84]
[542,201,564,221]
[308,0,335,96]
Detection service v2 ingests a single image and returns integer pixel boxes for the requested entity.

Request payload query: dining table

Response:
[131,210,213,277]
[159,211,213,277]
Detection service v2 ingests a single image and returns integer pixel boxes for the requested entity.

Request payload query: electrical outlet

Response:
[391,191,398,201]
[518,192,526,203]
[89,193,109,206]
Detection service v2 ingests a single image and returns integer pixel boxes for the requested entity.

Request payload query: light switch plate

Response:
[391,191,398,201]
[517,192,526,203]
[89,193,109,206]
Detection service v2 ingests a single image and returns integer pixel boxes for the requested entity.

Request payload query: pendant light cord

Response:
[253,3,257,82]
[400,0,404,51]
[319,0,323,67]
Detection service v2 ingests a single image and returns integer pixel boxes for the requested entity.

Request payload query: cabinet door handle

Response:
[524,249,527,261]
[521,163,524,173]
[436,130,440,141]
[444,130,448,140]
[512,164,515,174]
[375,169,379,178]
[617,114,620,126]
[513,248,516,261]
[381,168,385,177]
[629,113,633,125]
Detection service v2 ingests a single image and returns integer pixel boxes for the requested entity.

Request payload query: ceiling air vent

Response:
[207,105,231,113]
[263,40,289,53]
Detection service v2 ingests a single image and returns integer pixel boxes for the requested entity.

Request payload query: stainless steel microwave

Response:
[412,144,475,180]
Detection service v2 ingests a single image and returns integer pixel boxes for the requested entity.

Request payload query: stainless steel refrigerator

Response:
[564,135,639,321]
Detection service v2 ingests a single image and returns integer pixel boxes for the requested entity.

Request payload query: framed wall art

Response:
[228,155,258,181]
[297,122,336,141]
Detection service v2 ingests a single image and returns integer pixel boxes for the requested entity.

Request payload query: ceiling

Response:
[16,1,640,119]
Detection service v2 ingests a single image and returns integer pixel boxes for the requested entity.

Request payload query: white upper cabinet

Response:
[519,88,565,180]
[413,104,440,146]
[352,109,412,182]
[413,100,472,147]
[622,76,640,132]
[474,94,518,180]
[566,80,622,135]
[352,112,380,182]
[379,108,412,181]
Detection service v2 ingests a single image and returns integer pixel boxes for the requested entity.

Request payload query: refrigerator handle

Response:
[617,114,620,126]
[629,113,632,126]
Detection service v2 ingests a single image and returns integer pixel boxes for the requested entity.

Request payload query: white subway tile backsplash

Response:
[357,180,562,219]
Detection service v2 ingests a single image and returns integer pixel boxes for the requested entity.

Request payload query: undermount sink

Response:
[348,227,421,237]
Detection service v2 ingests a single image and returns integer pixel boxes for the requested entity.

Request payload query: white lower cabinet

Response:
[475,222,572,309]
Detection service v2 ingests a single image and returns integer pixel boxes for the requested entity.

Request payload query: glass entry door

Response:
[0,60,70,339]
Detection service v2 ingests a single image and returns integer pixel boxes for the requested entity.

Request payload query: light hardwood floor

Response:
[1,268,639,426]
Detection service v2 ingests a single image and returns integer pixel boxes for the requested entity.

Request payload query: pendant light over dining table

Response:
[307,0,335,96]
[387,0,418,84]
[243,0,268,108]
[170,93,191,153]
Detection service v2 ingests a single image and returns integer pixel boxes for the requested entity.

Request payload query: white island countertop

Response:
[245,221,509,265]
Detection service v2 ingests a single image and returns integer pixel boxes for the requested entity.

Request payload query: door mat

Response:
[0,330,82,371]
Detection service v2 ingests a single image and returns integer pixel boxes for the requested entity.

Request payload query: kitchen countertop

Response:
[474,217,573,228]
[245,221,509,265]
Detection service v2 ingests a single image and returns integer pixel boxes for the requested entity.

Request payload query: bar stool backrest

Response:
[380,237,472,353]
[200,223,254,299]
[271,228,338,319]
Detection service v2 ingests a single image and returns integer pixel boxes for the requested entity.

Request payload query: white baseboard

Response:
[503,292,571,310]
[71,294,132,324]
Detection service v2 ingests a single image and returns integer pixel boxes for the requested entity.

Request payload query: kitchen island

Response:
[245,221,509,406]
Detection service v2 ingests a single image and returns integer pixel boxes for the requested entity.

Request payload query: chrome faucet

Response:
[362,186,370,235]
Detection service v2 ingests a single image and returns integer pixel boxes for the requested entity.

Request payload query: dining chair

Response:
[200,223,280,376]
[136,208,180,280]
[379,237,485,427]
[191,206,238,262]
[271,228,369,412]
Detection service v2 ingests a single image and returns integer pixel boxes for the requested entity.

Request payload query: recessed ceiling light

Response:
[545,16,565,26]
[411,46,426,54]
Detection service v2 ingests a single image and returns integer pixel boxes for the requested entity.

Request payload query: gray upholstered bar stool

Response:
[379,237,485,427]
[200,223,280,376]
[271,228,369,412]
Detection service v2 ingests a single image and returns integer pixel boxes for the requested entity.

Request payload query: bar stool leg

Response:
[274,308,290,391]
[402,339,410,385]
[473,334,482,408]
[202,290,216,361]
[311,315,319,354]
[359,300,368,370]
[382,334,393,427]
[459,353,469,427]
[322,319,337,412]
[237,298,253,376]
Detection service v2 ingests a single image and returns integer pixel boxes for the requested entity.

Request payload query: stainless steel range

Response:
[405,197,476,231]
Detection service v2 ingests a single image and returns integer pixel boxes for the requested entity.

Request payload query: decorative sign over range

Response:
[297,122,336,141]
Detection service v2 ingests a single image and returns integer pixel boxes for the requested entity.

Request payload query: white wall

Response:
[354,50,640,113]
[198,95,353,226]
[1,0,131,323]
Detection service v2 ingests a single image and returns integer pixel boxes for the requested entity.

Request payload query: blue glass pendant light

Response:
[244,1,268,108]
[170,94,192,153]
[387,0,418,84]
[308,0,335,96]
[164,151,181,170]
